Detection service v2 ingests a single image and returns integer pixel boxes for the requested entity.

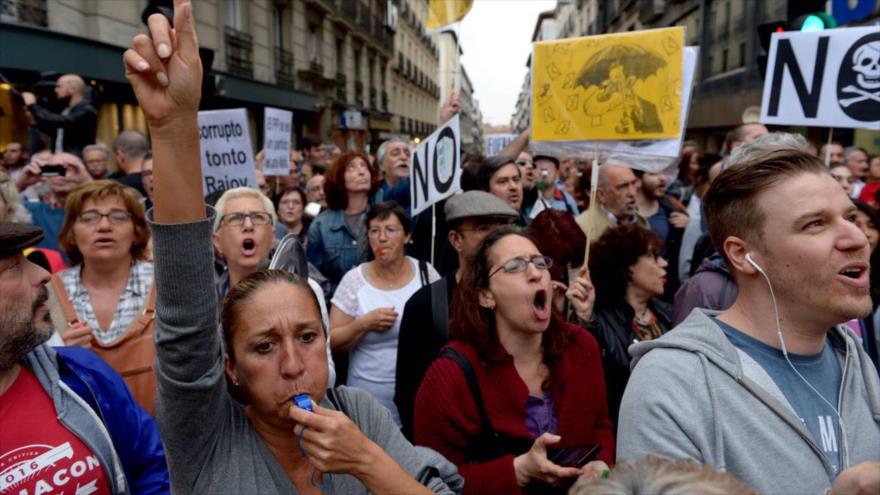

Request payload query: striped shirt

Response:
[59,260,154,345]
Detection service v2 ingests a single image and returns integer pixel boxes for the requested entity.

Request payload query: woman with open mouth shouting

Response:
[123,2,462,493]
[415,226,614,494]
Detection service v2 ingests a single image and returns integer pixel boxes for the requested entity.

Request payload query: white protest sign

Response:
[263,107,293,176]
[198,108,258,195]
[410,114,461,216]
[761,26,880,130]
[484,133,516,155]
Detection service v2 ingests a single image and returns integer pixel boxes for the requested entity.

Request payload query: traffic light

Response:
[790,12,837,32]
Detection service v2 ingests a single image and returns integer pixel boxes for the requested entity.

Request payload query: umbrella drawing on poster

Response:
[532,27,684,141]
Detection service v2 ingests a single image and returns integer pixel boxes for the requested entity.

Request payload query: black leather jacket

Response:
[586,300,673,428]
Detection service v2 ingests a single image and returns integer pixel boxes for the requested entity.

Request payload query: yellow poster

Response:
[532,27,685,141]
[426,0,474,31]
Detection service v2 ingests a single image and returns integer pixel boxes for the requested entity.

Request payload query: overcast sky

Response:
[459,0,556,127]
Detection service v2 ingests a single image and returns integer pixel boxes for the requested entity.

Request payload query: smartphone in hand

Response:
[547,444,602,468]
[40,164,66,177]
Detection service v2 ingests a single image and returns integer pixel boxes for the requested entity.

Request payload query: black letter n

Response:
[767,37,829,118]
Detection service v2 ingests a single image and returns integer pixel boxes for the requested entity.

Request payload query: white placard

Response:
[198,109,258,195]
[410,114,461,216]
[761,26,880,130]
[530,47,699,173]
[484,133,517,156]
[263,107,293,177]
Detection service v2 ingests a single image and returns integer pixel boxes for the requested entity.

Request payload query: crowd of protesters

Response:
[1,2,879,494]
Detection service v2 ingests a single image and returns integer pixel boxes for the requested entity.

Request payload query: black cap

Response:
[532,154,560,168]
[0,224,44,258]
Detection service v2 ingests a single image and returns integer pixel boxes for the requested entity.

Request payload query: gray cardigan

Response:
[149,212,462,494]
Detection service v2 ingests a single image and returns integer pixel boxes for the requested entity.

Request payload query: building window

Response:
[0,0,48,27]
[272,4,284,49]
[307,23,319,63]
[738,42,746,68]
[225,0,244,30]
[721,48,728,73]
[336,38,345,74]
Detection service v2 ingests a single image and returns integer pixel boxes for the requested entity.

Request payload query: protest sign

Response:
[760,26,880,130]
[410,114,461,216]
[530,46,698,173]
[198,108,258,195]
[532,27,685,142]
[484,133,517,155]
[263,107,293,176]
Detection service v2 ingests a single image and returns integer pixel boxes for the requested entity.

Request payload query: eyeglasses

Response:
[368,226,404,238]
[644,249,662,261]
[489,255,553,278]
[77,209,132,226]
[220,211,273,227]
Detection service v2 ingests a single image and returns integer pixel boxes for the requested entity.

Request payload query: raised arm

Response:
[123,0,203,224]
[123,3,226,490]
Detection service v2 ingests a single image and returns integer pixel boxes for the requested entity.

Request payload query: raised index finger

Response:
[172,0,198,60]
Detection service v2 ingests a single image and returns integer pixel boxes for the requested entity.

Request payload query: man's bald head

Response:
[596,161,639,218]
[54,74,87,104]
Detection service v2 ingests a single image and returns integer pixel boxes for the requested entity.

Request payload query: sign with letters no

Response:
[410,114,461,216]
[760,26,880,130]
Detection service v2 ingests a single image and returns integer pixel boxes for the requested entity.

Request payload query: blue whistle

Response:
[291,393,313,412]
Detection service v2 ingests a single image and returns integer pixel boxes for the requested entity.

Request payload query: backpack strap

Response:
[418,259,429,287]
[430,277,449,340]
[50,274,79,325]
[439,347,497,447]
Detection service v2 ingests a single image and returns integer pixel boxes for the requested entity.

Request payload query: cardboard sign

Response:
[532,27,685,141]
[760,26,880,130]
[530,47,698,173]
[263,107,293,177]
[198,108,258,195]
[410,114,461,215]
[484,133,517,156]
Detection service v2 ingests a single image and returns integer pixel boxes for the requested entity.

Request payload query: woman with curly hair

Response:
[585,224,672,428]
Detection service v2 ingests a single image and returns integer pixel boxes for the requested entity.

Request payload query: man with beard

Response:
[635,169,689,295]
[618,147,880,494]
[22,75,97,158]
[0,223,168,494]
[376,138,412,211]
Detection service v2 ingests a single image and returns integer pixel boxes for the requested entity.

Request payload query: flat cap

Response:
[532,154,560,168]
[445,191,519,223]
[0,223,44,258]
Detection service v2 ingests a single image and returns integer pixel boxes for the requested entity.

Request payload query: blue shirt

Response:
[647,207,670,246]
[25,201,66,252]
[716,320,843,474]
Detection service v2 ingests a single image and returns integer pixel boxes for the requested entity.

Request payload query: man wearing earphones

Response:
[616,137,880,495]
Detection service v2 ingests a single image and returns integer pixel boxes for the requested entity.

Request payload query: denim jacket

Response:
[307,208,367,292]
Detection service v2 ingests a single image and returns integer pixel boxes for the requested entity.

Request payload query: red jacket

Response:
[414,323,615,495]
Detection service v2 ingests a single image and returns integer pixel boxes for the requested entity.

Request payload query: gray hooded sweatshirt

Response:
[617,309,880,494]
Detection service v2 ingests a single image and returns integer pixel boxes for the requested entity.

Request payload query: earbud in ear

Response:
[745,252,765,274]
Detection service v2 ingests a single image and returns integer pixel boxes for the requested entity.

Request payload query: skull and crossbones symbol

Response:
[840,40,880,108]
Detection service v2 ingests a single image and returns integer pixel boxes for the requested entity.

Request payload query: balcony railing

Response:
[0,0,47,27]
[274,47,295,89]
[224,26,254,78]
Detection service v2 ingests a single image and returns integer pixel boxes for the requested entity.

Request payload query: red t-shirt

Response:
[0,367,111,495]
